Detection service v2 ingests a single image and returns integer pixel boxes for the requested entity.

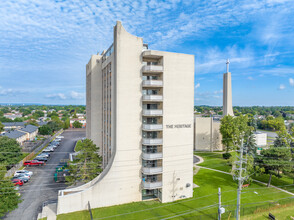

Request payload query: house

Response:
[2,122,26,130]
[19,125,38,141]
[3,113,23,120]
[70,118,86,128]
[1,130,27,145]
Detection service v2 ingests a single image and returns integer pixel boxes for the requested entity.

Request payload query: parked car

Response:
[23,160,45,166]
[14,170,33,177]
[56,136,64,139]
[49,144,57,149]
[38,153,50,158]
[35,156,48,162]
[11,179,23,186]
[11,175,29,183]
[14,173,31,179]
[42,148,52,153]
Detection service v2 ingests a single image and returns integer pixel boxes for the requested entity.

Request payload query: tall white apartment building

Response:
[57,21,194,214]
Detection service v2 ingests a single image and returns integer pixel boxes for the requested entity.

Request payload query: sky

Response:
[0,0,294,106]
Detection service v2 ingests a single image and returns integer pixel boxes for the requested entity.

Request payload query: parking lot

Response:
[5,129,85,220]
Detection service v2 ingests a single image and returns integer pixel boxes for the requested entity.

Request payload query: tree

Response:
[25,119,39,127]
[47,121,62,132]
[257,146,292,187]
[220,115,235,151]
[38,125,53,135]
[72,121,82,128]
[63,118,70,129]
[0,165,21,217]
[32,110,44,119]
[0,137,22,170]
[220,115,252,152]
[0,122,4,132]
[274,129,293,148]
[66,139,102,185]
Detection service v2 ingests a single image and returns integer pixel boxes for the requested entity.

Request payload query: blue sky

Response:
[0,0,294,106]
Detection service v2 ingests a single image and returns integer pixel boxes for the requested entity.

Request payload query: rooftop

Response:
[19,125,38,133]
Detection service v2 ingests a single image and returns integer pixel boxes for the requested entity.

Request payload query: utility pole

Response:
[218,187,221,220]
[234,136,247,220]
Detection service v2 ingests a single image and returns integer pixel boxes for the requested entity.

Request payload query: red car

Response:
[12,179,23,186]
[23,160,45,166]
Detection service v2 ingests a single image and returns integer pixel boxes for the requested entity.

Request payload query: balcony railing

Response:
[143,80,163,87]
[143,65,163,73]
[143,109,163,116]
[142,152,163,160]
[142,50,163,58]
[142,138,163,145]
[142,167,163,174]
[142,181,162,189]
[143,95,163,102]
[142,124,163,131]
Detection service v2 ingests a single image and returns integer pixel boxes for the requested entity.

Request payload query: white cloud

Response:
[0,87,27,96]
[70,91,84,99]
[45,93,66,100]
[289,78,294,86]
[214,89,223,94]
[195,83,200,89]
[247,76,253,80]
[278,84,286,90]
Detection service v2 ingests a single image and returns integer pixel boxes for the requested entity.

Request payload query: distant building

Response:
[2,122,26,130]
[3,113,22,120]
[70,118,86,128]
[1,130,27,145]
[254,131,267,155]
[194,116,223,151]
[19,125,38,141]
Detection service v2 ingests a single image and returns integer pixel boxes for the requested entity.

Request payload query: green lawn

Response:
[195,152,294,193]
[195,152,232,172]
[243,202,294,220]
[57,168,291,220]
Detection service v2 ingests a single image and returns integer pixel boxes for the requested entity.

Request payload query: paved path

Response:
[5,130,85,220]
[193,155,204,164]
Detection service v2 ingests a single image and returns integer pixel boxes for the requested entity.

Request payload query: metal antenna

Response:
[226,59,230,73]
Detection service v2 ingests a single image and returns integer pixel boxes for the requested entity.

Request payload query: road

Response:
[256,129,278,138]
[5,130,85,220]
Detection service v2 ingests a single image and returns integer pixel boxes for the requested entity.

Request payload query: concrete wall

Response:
[194,117,223,151]
[223,72,234,116]
[254,132,267,147]
[160,51,194,202]
[57,21,142,214]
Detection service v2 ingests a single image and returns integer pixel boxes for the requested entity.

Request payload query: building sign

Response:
[166,124,192,129]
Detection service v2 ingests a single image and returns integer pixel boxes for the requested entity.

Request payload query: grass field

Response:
[57,166,292,220]
[242,202,294,220]
[195,152,294,193]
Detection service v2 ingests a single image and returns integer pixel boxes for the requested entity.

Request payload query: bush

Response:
[39,125,53,135]
[222,152,232,160]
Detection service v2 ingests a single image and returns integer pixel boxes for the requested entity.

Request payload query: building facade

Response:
[194,116,223,151]
[57,21,194,214]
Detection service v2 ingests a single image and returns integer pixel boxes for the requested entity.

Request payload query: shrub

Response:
[222,152,232,160]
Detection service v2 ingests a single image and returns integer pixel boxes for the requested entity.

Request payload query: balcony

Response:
[142,124,163,131]
[143,95,163,102]
[142,181,162,189]
[142,152,163,160]
[142,65,163,73]
[142,50,163,59]
[143,109,163,116]
[143,80,163,87]
[142,167,163,174]
[142,138,163,145]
